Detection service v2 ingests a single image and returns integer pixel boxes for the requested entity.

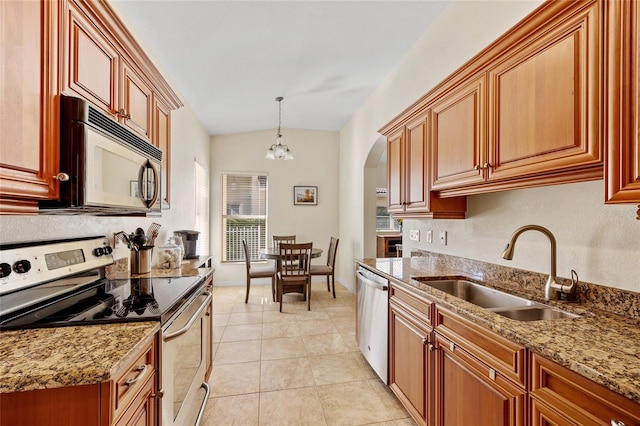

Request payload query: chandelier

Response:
[265,96,294,160]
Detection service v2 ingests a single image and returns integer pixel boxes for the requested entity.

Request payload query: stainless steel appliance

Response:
[40,95,161,215]
[175,230,200,259]
[0,236,211,425]
[356,265,389,384]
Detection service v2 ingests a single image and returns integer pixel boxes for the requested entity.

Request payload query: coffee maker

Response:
[175,230,200,258]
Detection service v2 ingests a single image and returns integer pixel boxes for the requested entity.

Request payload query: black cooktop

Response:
[0,275,205,330]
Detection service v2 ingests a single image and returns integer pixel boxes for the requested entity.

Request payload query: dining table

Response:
[259,247,323,263]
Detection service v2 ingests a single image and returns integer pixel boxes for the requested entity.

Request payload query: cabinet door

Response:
[530,353,640,426]
[434,333,526,426]
[387,129,405,213]
[605,0,640,211]
[114,374,156,426]
[0,0,59,212]
[153,95,171,209]
[121,61,153,140]
[389,303,431,425]
[63,0,118,115]
[430,75,486,191]
[404,116,428,212]
[486,0,602,183]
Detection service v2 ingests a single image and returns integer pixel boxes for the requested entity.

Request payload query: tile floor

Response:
[198,281,416,426]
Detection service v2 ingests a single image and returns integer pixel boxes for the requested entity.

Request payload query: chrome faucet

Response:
[502,225,576,300]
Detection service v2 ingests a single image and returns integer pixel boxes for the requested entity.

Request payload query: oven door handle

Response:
[194,382,211,426]
[163,291,212,342]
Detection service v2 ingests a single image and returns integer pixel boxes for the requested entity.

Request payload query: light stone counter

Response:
[0,321,159,393]
[356,256,640,404]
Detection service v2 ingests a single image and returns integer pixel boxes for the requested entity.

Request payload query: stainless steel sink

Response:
[417,279,536,309]
[492,307,581,321]
[415,278,581,321]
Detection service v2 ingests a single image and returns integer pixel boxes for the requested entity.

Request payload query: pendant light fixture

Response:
[265,96,294,160]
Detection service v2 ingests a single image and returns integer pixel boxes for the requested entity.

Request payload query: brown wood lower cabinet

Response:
[385,282,640,426]
[433,332,526,426]
[530,353,640,426]
[389,284,434,425]
[0,333,158,426]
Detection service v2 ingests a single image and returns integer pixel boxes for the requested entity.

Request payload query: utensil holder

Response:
[131,247,153,274]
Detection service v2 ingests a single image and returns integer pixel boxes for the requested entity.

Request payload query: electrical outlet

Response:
[409,230,420,241]
[439,231,447,246]
[426,230,433,243]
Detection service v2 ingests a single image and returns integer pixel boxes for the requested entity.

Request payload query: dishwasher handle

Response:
[357,271,388,291]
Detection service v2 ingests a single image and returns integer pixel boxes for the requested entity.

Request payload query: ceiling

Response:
[110,1,449,136]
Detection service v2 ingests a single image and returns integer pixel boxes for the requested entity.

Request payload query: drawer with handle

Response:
[112,334,157,422]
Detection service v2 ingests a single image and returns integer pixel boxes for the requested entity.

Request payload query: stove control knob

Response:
[0,263,11,278]
[13,260,31,274]
[93,247,105,257]
[103,246,113,255]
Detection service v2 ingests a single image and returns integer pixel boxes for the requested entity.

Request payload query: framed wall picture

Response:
[293,186,318,205]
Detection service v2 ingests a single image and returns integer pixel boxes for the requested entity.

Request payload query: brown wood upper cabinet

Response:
[0,0,182,214]
[121,60,153,140]
[434,0,603,196]
[430,75,486,191]
[63,0,156,141]
[0,0,60,214]
[153,96,172,209]
[605,0,640,219]
[384,114,467,219]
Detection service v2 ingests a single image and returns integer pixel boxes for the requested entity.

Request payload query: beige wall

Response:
[338,0,640,294]
[210,128,339,285]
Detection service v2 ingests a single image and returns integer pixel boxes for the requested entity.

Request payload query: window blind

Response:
[221,172,268,262]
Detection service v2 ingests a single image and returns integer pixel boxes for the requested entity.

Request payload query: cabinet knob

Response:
[428,344,435,351]
[53,172,69,181]
[118,108,131,119]
[422,337,428,345]
[611,421,626,426]
[474,164,481,171]
[483,162,492,169]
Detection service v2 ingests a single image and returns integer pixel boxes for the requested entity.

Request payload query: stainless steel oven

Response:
[0,236,212,426]
[161,289,212,426]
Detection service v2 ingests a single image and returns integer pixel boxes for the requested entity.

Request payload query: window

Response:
[221,172,268,262]
[194,160,209,256]
[376,188,401,231]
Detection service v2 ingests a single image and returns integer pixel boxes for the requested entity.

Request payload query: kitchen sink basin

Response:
[492,307,581,321]
[417,279,536,309]
[415,278,581,321]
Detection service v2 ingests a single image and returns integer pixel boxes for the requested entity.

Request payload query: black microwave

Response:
[40,96,162,215]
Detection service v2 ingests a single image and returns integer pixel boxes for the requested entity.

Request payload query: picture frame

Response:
[293,186,318,205]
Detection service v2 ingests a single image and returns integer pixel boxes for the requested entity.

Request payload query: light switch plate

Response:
[409,230,420,241]
[439,231,447,246]
[426,230,433,243]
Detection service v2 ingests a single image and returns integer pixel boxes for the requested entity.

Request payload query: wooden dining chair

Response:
[310,237,339,298]
[273,235,298,268]
[277,242,313,312]
[272,235,296,248]
[243,239,277,303]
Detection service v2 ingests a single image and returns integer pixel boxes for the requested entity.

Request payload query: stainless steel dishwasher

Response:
[356,265,389,384]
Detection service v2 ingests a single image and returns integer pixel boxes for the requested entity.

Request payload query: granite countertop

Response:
[0,322,159,393]
[356,257,640,404]
[0,260,214,394]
